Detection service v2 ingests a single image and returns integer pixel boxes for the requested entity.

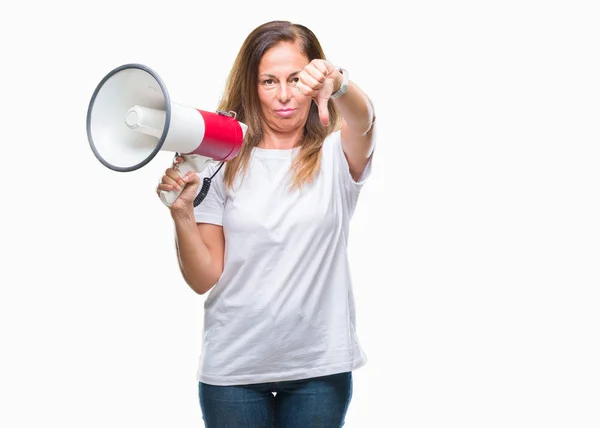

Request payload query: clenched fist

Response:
[295,59,343,127]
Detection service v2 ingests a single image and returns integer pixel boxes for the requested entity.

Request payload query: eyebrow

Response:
[259,71,301,79]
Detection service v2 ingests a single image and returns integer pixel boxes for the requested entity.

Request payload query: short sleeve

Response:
[332,125,376,193]
[193,162,227,225]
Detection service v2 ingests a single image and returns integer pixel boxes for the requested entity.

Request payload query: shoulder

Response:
[196,161,227,198]
[200,161,225,178]
[324,129,342,145]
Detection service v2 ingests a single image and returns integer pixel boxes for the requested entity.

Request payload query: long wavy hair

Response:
[218,20,342,191]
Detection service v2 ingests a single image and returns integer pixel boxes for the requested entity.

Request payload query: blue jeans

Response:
[198,371,353,428]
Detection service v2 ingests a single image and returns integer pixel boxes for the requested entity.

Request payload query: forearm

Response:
[172,211,220,294]
[332,77,375,135]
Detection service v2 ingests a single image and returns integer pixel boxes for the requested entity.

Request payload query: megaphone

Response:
[86,63,247,206]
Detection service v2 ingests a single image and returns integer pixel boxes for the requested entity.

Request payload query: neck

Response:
[259,126,303,150]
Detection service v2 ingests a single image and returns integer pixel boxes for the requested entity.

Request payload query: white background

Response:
[1,0,599,427]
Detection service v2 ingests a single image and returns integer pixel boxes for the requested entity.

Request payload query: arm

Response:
[173,210,225,295]
[297,61,376,182]
[158,158,226,295]
[332,70,376,181]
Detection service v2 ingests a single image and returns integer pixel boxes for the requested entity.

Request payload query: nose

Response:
[277,82,293,103]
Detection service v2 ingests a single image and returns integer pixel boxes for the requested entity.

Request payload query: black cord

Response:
[193,162,225,207]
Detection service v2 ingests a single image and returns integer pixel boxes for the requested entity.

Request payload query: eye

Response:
[290,77,299,85]
[262,78,275,85]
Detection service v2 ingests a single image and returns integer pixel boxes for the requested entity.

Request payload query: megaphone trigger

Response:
[172,153,181,171]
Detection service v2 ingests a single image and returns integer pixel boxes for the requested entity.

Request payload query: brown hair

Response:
[218,20,341,190]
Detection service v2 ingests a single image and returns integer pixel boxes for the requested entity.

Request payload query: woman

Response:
[157,20,376,428]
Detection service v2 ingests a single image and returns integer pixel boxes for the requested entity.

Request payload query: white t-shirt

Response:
[193,129,373,386]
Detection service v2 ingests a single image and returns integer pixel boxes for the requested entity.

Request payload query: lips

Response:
[275,108,296,118]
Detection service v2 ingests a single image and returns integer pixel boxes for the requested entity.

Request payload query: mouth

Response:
[275,108,296,118]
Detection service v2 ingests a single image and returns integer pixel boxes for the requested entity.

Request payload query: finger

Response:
[178,173,201,199]
[157,183,176,193]
[181,171,199,183]
[301,68,327,89]
[165,169,185,186]
[177,172,201,192]
[309,59,332,79]
[295,81,312,97]
[305,64,328,83]
[317,98,330,127]
[162,173,183,190]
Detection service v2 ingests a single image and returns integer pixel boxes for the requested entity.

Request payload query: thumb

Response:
[179,171,201,198]
[317,97,330,127]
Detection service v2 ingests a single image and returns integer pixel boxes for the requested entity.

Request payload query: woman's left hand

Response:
[296,59,342,127]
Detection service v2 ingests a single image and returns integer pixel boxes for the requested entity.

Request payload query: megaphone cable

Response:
[193,161,225,207]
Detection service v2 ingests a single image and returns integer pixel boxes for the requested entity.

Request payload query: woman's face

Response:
[257,41,312,134]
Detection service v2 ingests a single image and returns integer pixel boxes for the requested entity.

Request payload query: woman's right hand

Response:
[156,156,202,214]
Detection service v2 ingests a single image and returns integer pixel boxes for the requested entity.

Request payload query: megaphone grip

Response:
[159,155,211,207]
[159,160,197,207]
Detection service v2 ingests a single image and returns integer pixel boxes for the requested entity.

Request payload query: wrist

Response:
[330,67,348,99]
[171,208,195,224]
[332,68,343,92]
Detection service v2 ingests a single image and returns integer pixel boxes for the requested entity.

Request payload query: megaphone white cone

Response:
[87,64,171,171]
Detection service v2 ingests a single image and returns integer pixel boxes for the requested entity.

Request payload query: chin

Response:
[274,121,300,131]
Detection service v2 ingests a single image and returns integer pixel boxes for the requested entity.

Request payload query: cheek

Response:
[257,90,270,109]
[296,95,312,112]
[300,101,314,121]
